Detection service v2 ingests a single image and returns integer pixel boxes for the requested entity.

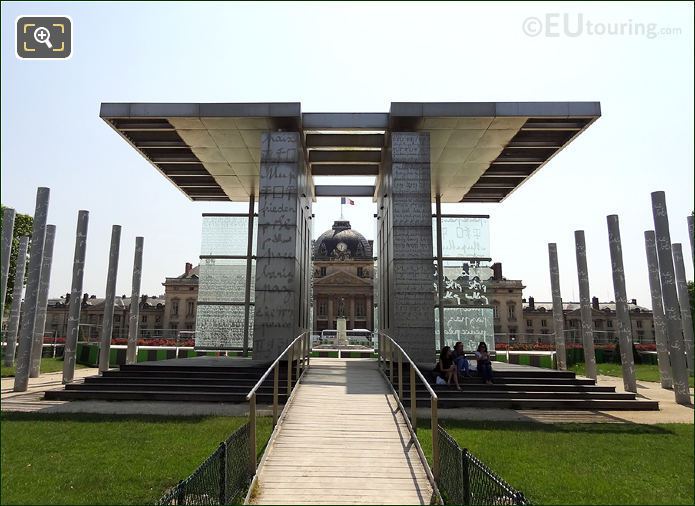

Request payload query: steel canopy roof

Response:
[100,101,600,203]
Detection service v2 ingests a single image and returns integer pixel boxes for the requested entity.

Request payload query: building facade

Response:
[312,220,374,332]
[162,262,198,332]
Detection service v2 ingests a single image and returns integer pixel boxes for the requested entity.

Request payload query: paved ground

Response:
[251,359,434,505]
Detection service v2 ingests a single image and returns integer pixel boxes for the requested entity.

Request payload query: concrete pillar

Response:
[1,208,16,311]
[383,132,435,364]
[98,225,121,373]
[672,243,693,374]
[328,298,334,329]
[547,243,567,370]
[4,236,29,366]
[126,237,144,364]
[574,230,597,379]
[62,211,89,383]
[14,187,50,392]
[688,215,694,263]
[651,191,690,404]
[644,231,673,389]
[30,224,56,378]
[606,216,637,393]
[253,132,312,361]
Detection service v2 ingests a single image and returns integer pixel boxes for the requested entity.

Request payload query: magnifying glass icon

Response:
[34,26,53,49]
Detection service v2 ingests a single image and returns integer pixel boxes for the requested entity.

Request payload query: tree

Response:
[1,205,33,311]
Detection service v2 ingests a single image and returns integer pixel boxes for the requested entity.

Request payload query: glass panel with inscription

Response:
[198,258,255,303]
[433,217,490,258]
[434,260,493,307]
[201,216,257,256]
[195,305,246,349]
[434,307,494,352]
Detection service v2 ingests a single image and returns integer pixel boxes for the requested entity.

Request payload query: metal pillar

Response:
[1,208,16,311]
[30,224,56,378]
[14,187,50,392]
[436,195,445,351]
[644,231,673,389]
[651,191,690,404]
[688,215,694,263]
[63,211,89,383]
[4,236,29,366]
[672,243,693,374]
[574,231,597,379]
[126,237,144,365]
[547,243,567,370]
[98,225,121,374]
[242,195,255,357]
[606,216,637,393]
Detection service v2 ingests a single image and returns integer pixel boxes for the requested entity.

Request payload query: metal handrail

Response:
[376,331,440,483]
[244,330,311,476]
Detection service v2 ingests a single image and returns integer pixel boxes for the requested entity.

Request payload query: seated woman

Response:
[435,346,461,390]
[452,341,470,377]
[474,341,494,385]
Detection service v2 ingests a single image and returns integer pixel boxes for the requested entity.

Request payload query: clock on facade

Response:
[336,242,348,252]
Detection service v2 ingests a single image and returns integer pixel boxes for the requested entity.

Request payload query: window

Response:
[171,299,179,316]
[320,267,326,277]
[155,315,162,324]
[541,319,547,327]
[607,320,613,328]
[636,320,643,328]
[509,327,518,339]
[526,319,532,328]
[357,267,364,277]
[508,304,516,320]
[141,314,147,324]
[186,300,195,317]
[356,300,366,317]
[185,323,194,330]
[318,301,327,317]
[114,314,121,323]
[595,320,603,329]
[170,323,178,330]
[637,330,644,342]
[493,305,499,319]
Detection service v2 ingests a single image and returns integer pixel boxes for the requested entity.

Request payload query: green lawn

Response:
[0,413,273,505]
[418,421,694,505]
[570,362,695,387]
[1,357,90,378]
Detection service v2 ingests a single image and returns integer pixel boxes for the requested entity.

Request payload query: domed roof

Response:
[313,220,373,260]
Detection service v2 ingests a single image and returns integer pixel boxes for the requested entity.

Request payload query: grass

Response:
[418,420,694,505]
[0,413,273,505]
[570,362,695,387]
[1,357,90,378]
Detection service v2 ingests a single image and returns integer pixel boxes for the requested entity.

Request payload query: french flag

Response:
[341,197,355,206]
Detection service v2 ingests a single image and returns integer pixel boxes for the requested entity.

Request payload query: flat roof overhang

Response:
[100,101,600,203]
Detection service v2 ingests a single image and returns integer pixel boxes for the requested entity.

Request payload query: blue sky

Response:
[1,1,693,307]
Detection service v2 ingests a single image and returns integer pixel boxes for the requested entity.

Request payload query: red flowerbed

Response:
[110,338,195,347]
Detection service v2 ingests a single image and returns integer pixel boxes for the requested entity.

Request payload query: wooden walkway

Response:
[250,358,434,505]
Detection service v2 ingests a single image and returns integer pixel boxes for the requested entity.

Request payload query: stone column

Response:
[4,236,29,366]
[606,216,637,393]
[349,297,355,329]
[651,191,690,404]
[547,243,567,370]
[14,187,50,392]
[253,132,312,361]
[126,237,144,364]
[644,231,673,389]
[688,215,694,262]
[574,231,597,379]
[328,298,334,330]
[1,208,16,311]
[98,225,121,373]
[63,211,89,383]
[30,224,56,378]
[672,243,693,374]
[387,132,435,364]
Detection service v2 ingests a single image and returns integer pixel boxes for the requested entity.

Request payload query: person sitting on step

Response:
[452,341,470,378]
[434,346,461,390]
[474,341,494,385]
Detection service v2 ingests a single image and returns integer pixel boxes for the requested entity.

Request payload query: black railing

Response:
[437,426,530,505]
[158,423,251,505]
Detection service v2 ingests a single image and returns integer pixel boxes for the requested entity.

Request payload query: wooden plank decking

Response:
[250,358,434,505]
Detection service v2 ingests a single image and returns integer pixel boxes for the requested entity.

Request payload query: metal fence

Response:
[437,425,530,505]
[157,423,252,505]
